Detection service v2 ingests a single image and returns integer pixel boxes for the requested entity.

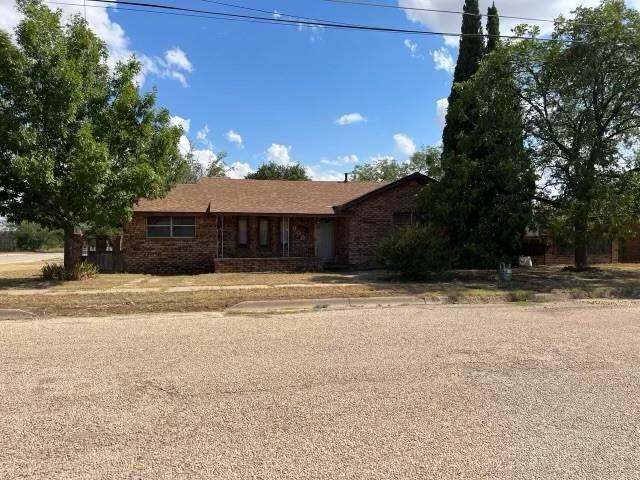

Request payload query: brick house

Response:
[122,173,431,274]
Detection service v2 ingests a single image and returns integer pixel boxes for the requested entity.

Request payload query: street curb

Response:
[226,296,427,313]
[0,309,35,320]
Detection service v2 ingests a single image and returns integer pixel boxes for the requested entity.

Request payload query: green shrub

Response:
[41,261,98,281]
[377,225,453,279]
[15,221,63,251]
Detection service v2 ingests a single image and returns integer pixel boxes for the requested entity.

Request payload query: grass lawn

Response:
[1,260,640,317]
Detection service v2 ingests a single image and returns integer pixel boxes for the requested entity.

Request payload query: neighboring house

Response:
[122,173,431,274]
[522,231,621,266]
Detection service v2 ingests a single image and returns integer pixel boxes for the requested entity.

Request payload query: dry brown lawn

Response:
[2,260,640,317]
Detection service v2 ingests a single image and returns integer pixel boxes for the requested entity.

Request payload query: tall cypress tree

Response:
[421,2,535,268]
[441,0,485,159]
[486,2,500,53]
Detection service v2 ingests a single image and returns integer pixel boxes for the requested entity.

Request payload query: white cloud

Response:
[170,116,191,133]
[178,136,191,156]
[398,0,604,48]
[196,125,210,143]
[226,130,244,149]
[436,97,449,129]
[168,70,188,88]
[191,149,218,170]
[165,47,193,72]
[431,47,455,75]
[297,23,325,42]
[335,113,367,126]
[0,2,192,87]
[393,133,417,157]
[404,39,419,58]
[306,166,345,181]
[227,162,254,179]
[321,154,360,166]
[267,144,292,165]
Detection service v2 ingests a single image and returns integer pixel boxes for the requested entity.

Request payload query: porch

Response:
[214,215,349,271]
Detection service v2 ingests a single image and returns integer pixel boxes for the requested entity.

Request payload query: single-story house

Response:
[122,173,431,274]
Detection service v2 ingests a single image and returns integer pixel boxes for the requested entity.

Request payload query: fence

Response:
[87,252,124,273]
[0,232,17,251]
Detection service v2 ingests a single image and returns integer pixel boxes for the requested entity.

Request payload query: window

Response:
[393,212,419,227]
[172,217,196,238]
[259,218,269,247]
[280,219,289,246]
[237,218,248,246]
[147,216,195,238]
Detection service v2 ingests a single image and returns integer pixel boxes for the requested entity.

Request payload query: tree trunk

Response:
[574,214,589,271]
[63,226,77,271]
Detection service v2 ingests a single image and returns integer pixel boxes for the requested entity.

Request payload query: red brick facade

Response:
[122,177,427,274]
[214,257,322,273]
[341,180,425,268]
[123,214,216,274]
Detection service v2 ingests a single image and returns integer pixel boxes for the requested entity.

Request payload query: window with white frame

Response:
[237,217,248,246]
[147,216,196,238]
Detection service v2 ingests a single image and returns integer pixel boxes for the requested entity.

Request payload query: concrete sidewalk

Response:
[0,282,368,297]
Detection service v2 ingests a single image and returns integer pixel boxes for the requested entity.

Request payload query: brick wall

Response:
[537,240,620,266]
[123,214,216,274]
[214,256,322,273]
[343,179,425,269]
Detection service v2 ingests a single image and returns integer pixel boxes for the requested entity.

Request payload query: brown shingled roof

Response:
[134,177,390,215]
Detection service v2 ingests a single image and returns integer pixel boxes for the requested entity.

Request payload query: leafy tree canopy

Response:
[351,146,442,182]
[509,0,640,268]
[0,0,187,267]
[245,162,310,181]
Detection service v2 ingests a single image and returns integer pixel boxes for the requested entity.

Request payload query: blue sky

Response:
[2,0,635,179]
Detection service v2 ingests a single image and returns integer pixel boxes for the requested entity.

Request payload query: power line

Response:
[49,1,291,27]
[79,0,578,42]
[318,0,603,28]
[195,0,352,26]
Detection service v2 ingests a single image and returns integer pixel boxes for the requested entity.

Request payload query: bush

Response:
[14,221,63,251]
[377,225,453,279]
[41,261,98,281]
[41,262,66,281]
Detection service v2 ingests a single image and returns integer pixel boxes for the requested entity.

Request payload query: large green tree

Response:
[510,0,640,269]
[421,46,535,267]
[351,146,442,182]
[441,0,485,158]
[0,0,186,268]
[246,162,310,180]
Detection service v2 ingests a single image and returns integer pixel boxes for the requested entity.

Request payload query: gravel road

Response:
[1,302,640,479]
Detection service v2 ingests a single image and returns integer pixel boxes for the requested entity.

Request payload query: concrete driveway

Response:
[0,252,62,265]
[1,302,639,479]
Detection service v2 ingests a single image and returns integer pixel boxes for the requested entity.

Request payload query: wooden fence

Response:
[0,232,17,251]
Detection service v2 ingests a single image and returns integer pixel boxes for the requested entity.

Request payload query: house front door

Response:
[316,220,334,262]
